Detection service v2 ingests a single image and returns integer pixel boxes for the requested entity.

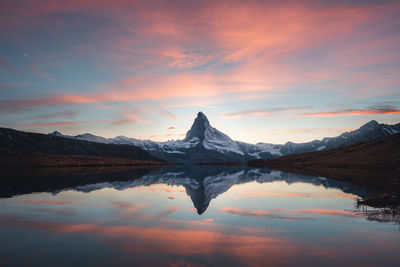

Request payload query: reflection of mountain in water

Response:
[64,166,373,214]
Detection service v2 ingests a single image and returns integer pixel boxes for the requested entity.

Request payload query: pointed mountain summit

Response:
[50,131,62,136]
[184,112,210,141]
[358,120,379,132]
[184,111,244,156]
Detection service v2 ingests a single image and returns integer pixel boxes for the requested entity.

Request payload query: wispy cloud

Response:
[157,206,179,217]
[220,207,305,221]
[222,106,312,118]
[261,128,354,135]
[35,110,77,120]
[15,121,80,127]
[14,119,149,127]
[149,133,185,139]
[164,102,219,109]
[158,110,179,121]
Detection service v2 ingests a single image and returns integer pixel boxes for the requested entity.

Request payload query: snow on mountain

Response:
[48,112,400,163]
[186,112,244,155]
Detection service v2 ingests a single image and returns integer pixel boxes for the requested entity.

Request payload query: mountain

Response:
[249,133,400,188]
[279,120,400,155]
[51,112,249,163]
[184,112,243,155]
[49,112,400,163]
[254,132,400,170]
[0,127,164,165]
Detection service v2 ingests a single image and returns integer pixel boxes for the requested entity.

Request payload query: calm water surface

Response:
[0,166,399,266]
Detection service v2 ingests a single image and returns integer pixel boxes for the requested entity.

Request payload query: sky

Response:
[1,0,400,144]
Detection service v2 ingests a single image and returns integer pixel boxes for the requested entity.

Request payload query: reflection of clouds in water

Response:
[16,166,371,216]
[240,191,357,198]
[220,207,358,220]
[0,214,299,266]
[1,166,399,266]
[55,166,370,215]
[157,206,180,217]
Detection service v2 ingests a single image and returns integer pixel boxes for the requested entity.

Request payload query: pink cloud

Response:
[1,0,399,134]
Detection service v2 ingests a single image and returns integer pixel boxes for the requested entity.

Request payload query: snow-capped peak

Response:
[50,131,62,136]
[358,120,379,132]
[184,112,211,141]
[183,111,244,155]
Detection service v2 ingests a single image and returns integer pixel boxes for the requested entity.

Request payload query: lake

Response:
[0,166,399,266]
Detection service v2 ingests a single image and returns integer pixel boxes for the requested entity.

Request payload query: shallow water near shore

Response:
[0,165,399,266]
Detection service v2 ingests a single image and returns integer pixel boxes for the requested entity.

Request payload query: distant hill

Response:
[0,127,164,166]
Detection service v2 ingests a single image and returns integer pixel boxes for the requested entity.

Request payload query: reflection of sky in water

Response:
[0,169,399,266]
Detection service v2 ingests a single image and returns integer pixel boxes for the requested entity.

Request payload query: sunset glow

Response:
[1,0,399,143]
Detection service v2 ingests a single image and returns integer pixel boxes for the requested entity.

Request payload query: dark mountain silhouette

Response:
[0,127,164,166]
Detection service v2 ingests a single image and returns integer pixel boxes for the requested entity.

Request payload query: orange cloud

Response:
[303,108,400,117]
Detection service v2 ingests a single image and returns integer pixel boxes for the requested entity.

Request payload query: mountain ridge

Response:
[0,127,164,166]
[49,112,399,163]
